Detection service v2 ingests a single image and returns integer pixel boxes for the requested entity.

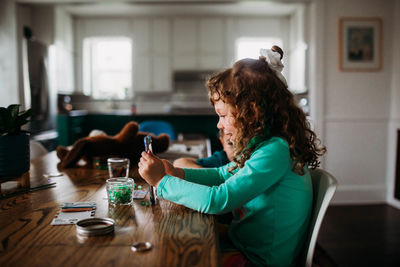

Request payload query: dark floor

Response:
[317,204,400,267]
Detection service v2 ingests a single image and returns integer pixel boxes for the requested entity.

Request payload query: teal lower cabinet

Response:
[57,112,88,146]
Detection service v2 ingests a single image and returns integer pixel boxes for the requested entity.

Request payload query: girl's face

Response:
[214,99,237,144]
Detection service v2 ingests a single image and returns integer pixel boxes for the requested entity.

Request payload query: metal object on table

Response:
[144,135,156,205]
[76,217,115,236]
[131,242,153,252]
[0,182,56,199]
[43,172,63,178]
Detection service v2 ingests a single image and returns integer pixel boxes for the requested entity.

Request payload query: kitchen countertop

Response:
[62,109,217,117]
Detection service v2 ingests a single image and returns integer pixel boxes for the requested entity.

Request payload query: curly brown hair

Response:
[206,47,326,175]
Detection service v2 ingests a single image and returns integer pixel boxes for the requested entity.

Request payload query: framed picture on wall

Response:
[339,17,382,71]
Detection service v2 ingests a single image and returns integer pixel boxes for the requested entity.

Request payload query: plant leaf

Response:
[1,108,13,135]
[18,109,33,120]
[7,104,20,120]
[0,108,8,134]
[0,105,31,135]
[16,109,32,129]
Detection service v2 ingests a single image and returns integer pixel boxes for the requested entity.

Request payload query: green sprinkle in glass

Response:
[106,177,134,205]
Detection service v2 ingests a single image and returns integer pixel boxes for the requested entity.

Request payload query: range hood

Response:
[173,70,216,94]
[170,70,217,113]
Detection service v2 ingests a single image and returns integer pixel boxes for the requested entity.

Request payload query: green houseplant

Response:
[0,104,32,178]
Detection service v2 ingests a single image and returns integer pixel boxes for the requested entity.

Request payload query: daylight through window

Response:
[235,37,283,61]
[83,37,132,99]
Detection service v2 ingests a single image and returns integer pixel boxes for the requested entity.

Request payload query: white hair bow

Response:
[260,48,288,87]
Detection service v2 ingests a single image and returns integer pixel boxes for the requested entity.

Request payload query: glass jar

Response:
[107,158,130,178]
[106,177,134,205]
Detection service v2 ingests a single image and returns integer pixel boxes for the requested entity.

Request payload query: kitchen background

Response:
[17,1,308,114]
[1,0,400,208]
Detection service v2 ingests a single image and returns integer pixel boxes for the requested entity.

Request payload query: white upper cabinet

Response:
[133,18,172,92]
[173,18,197,55]
[172,17,224,70]
[75,15,290,94]
[152,19,172,92]
[172,18,197,69]
[173,55,198,70]
[153,56,171,92]
[133,56,150,92]
[199,55,224,70]
[199,18,224,69]
[133,19,150,55]
[153,19,170,55]
[133,19,150,92]
[199,18,223,54]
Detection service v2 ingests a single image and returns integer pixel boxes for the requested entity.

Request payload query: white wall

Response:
[288,5,307,94]
[54,6,75,93]
[320,0,396,203]
[16,4,54,111]
[31,5,54,46]
[0,0,19,107]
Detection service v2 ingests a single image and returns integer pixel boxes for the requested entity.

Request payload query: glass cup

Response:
[106,177,134,205]
[107,158,130,178]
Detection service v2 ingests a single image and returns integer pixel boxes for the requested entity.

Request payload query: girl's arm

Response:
[173,157,202,168]
[139,152,226,187]
[157,138,290,214]
[164,158,226,186]
[183,165,230,186]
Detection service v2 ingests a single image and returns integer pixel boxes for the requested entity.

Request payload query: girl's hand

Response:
[138,151,165,187]
[162,159,185,179]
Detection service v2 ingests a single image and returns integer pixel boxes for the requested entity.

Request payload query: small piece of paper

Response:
[51,211,95,225]
[61,202,96,208]
[133,189,147,199]
[51,202,96,225]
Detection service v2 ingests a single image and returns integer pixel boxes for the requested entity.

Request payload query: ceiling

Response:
[17,0,304,16]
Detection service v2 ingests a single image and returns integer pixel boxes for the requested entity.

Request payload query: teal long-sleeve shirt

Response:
[157,137,312,267]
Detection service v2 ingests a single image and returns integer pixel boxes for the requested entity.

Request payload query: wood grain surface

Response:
[0,152,219,267]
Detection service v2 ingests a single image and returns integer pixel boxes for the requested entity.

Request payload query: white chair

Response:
[300,168,338,267]
[30,140,48,159]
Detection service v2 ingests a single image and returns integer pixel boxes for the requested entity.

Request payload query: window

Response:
[83,37,132,99]
[235,37,283,61]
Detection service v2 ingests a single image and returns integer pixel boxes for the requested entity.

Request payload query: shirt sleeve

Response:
[196,150,229,167]
[157,138,290,214]
[183,167,226,186]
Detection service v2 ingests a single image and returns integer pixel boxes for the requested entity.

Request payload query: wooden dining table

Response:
[0,151,219,266]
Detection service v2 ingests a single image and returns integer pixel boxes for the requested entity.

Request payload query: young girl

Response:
[138,46,326,267]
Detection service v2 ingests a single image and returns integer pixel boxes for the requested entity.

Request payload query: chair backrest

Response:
[301,168,338,267]
[30,140,48,159]
[139,120,176,140]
